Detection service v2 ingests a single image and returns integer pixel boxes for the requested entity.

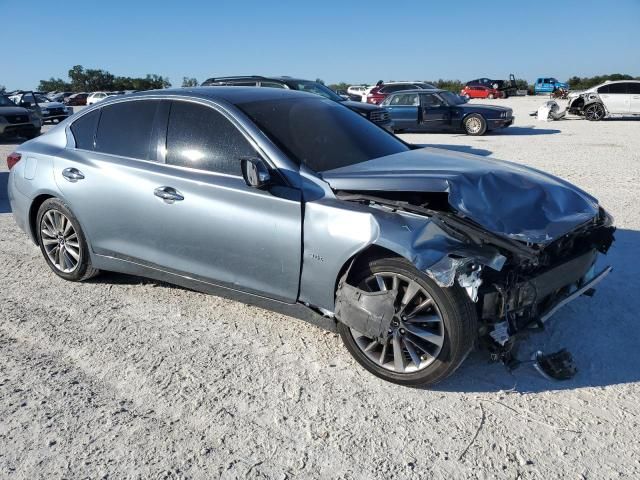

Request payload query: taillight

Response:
[7,152,21,170]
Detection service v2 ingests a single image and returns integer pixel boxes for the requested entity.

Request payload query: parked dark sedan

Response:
[201,76,393,131]
[381,89,514,135]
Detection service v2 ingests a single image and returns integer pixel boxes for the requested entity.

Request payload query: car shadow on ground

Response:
[492,126,561,136]
[0,172,10,213]
[432,228,640,394]
[413,144,493,157]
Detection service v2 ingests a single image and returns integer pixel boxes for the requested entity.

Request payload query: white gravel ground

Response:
[1,96,639,479]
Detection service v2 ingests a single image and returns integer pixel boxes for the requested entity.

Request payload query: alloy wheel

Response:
[585,104,604,121]
[349,272,445,373]
[465,117,482,134]
[40,210,81,273]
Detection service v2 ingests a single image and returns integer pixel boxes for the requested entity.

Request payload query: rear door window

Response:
[71,109,100,150]
[94,100,161,160]
[628,83,640,94]
[165,101,256,176]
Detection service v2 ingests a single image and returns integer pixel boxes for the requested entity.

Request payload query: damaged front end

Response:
[567,91,601,116]
[333,190,615,362]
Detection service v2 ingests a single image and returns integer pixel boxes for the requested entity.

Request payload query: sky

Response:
[2,0,639,90]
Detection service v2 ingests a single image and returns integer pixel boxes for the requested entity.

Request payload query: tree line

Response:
[20,71,640,94]
[37,65,172,92]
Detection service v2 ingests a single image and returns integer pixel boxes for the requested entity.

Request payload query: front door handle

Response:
[154,186,184,203]
[62,167,85,182]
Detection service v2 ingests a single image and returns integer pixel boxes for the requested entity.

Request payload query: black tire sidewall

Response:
[36,198,92,281]
[338,257,477,387]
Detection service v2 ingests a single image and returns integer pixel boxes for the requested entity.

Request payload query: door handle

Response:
[62,167,85,182]
[154,186,184,203]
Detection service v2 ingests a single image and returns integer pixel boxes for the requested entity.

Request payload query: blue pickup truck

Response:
[534,77,569,94]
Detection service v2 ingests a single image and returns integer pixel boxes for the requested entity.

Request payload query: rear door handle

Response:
[154,186,184,203]
[62,167,85,182]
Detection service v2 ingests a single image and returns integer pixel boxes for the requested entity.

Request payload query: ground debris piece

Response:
[532,349,577,380]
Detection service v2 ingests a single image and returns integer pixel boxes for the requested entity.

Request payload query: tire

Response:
[584,103,606,121]
[463,114,487,136]
[337,257,477,387]
[36,198,99,281]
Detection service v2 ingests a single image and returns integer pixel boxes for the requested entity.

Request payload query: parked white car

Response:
[567,80,640,121]
[346,85,370,102]
[86,92,119,105]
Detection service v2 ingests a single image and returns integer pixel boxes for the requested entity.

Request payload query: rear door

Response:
[383,93,419,129]
[55,99,169,262]
[629,82,640,113]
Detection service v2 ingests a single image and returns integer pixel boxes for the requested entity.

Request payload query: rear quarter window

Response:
[70,109,100,150]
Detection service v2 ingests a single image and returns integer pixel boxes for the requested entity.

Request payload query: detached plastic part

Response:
[532,349,577,380]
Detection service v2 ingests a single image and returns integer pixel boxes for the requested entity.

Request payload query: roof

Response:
[128,86,316,104]
[385,88,445,95]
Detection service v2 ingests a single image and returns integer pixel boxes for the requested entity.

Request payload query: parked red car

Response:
[65,93,89,106]
[460,85,503,99]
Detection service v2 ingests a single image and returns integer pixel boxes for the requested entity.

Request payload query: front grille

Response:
[46,108,65,116]
[369,109,390,124]
[5,114,29,124]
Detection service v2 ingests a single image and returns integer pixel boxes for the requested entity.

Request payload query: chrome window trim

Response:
[65,95,294,181]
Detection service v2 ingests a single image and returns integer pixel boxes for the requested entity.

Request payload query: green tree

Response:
[182,77,199,87]
[38,77,72,92]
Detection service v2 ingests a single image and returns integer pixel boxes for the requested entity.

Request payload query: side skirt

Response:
[91,254,338,333]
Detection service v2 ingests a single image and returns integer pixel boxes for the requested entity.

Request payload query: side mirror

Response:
[241,157,271,189]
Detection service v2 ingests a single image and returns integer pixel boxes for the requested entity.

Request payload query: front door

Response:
[599,83,631,114]
[419,93,450,131]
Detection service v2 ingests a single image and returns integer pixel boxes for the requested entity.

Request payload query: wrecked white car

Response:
[567,80,640,121]
[8,88,615,387]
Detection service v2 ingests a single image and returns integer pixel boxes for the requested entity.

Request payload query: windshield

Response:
[438,91,465,105]
[237,97,409,172]
[293,81,344,102]
[0,95,16,107]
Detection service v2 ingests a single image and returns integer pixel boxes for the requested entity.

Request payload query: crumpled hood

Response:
[322,147,600,244]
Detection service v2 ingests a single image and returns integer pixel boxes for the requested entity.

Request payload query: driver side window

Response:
[421,94,443,107]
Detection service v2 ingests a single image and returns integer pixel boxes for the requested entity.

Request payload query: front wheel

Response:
[463,114,487,135]
[337,257,477,387]
[584,103,605,121]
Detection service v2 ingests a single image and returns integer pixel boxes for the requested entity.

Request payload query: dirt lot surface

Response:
[1,97,639,479]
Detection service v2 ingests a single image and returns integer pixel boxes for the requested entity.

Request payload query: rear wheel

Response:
[463,114,487,135]
[36,198,99,281]
[584,103,605,121]
[338,257,477,386]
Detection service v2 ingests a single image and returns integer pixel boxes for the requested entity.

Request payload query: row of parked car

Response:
[47,90,138,106]
[200,76,514,136]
